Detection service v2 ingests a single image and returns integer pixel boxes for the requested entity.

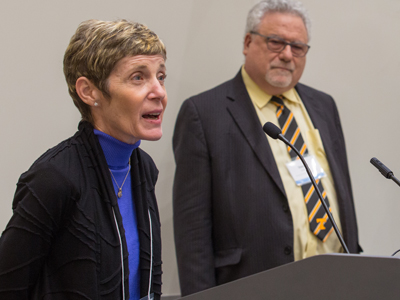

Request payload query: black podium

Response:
[178,254,400,300]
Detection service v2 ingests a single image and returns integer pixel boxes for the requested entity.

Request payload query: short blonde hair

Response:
[63,19,167,123]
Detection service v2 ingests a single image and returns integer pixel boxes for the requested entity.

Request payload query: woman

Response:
[0,19,167,300]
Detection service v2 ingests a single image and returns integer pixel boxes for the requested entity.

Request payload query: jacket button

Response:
[284,246,292,255]
[282,204,289,212]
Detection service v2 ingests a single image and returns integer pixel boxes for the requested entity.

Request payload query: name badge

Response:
[286,155,326,186]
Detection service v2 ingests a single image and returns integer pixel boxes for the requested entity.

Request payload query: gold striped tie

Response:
[271,96,334,242]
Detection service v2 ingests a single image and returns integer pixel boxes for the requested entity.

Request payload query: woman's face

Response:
[92,55,167,144]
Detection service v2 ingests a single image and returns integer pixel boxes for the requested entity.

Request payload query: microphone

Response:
[263,122,350,254]
[370,157,400,187]
[263,122,282,140]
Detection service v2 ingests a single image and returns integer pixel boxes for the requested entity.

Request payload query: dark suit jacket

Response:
[172,70,360,296]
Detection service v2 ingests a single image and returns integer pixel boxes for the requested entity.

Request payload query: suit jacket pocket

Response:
[214,248,242,268]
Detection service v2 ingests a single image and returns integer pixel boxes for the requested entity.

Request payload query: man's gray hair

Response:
[245,0,311,40]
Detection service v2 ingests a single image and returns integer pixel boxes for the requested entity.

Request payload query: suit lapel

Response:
[296,84,349,213]
[296,84,339,164]
[226,72,286,197]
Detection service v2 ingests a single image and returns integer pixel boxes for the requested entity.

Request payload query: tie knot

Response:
[271,95,284,107]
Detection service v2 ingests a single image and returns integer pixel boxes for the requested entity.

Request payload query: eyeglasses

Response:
[250,31,310,57]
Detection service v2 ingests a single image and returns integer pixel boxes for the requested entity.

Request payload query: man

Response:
[173,0,361,297]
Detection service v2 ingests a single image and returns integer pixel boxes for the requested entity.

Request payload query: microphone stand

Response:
[278,134,350,254]
[389,175,400,186]
[390,176,400,187]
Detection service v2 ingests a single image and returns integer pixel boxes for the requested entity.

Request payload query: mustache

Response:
[270,64,294,72]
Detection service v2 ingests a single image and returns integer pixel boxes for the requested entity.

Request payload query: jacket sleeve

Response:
[172,98,216,296]
[0,165,75,299]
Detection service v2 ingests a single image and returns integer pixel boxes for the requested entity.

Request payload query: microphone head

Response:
[370,157,393,179]
[263,122,282,140]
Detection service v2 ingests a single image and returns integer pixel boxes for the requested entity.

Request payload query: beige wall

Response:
[1,0,400,296]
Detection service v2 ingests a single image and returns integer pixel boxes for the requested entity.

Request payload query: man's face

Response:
[243,12,308,95]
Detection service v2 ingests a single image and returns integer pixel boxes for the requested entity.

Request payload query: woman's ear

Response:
[75,77,101,107]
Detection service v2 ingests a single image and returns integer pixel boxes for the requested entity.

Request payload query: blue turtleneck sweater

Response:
[94,129,141,300]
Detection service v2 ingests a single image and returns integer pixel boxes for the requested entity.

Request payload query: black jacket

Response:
[173,71,360,296]
[0,121,162,299]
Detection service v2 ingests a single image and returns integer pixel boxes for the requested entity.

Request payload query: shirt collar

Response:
[241,65,299,108]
